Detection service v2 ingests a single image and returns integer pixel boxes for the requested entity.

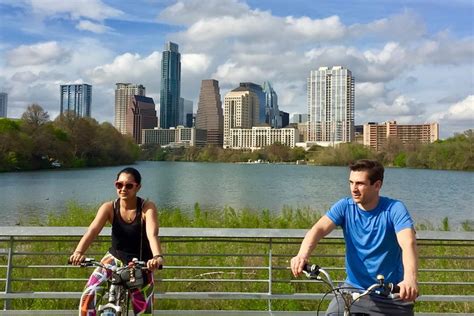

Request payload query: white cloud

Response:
[430,95,474,122]
[87,52,161,85]
[355,95,426,125]
[181,53,211,74]
[76,20,112,33]
[374,95,425,117]
[349,11,426,42]
[11,71,39,83]
[6,41,70,67]
[212,60,274,88]
[30,0,123,21]
[356,82,387,109]
[157,0,250,25]
[285,15,346,40]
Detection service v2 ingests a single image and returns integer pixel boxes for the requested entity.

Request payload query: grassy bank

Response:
[1,203,473,312]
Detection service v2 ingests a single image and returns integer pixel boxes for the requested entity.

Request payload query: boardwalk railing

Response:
[0,227,473,314]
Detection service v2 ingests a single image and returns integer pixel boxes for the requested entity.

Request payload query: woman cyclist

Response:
[69,167,164,316]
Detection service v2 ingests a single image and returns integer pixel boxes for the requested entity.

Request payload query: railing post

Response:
[268,237,273,312]
[4,236,14,310]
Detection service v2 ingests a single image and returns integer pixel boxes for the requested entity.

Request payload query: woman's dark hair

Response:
[349,159,384,184]
[116,167,142,184]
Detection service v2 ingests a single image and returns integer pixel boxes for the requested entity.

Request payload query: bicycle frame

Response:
[78,258,148,316]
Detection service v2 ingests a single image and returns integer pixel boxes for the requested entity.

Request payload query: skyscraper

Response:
[115,83,146,134]
[179,97,193,127]
[196,79,224,146]
[307,66,354,143]
[223,86,260,148]
[239,82,265,124]
[160,42,181,128]
[0,92,7,118]
[60,84,92,117]
[262,81,280,128]
[126,95,157,144]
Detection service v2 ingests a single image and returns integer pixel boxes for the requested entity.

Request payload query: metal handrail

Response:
[1,227,473,312]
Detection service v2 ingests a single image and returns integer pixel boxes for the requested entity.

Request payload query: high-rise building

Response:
[307,66,355,143]
[363,121,439,151]
[60,84,92,117]
[291,113,308,124]
[160,42,181,128]
[0,92,7,118]
[179,97,193,127]
[239,82,265,124]
[126,95,157,144]
[115,83,146,134]
[196,79,224,146]
[262,81,280,127]
[280,110,289,128]
[223,86,260,148]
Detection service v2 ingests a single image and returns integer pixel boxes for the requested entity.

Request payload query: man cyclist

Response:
[290,159,418,315]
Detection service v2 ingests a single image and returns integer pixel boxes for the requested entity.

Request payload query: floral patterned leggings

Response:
[79,252,154,316]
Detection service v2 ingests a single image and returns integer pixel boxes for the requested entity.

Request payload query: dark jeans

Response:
[326,288,414,316]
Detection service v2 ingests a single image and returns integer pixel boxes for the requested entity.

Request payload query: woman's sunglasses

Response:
[114,181,137,190]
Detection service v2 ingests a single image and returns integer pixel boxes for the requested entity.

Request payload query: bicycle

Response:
[71,257,151,316]
[302,263,400,316]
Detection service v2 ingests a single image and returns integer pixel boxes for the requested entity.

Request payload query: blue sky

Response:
[0,0,473,138]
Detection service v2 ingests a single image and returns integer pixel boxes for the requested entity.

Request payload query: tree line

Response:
[0,104,139,172]
[140,129,474,171]
[2,104,472,172]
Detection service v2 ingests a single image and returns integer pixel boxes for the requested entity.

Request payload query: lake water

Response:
[0,161,472,228]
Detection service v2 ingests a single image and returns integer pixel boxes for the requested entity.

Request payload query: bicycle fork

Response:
[98,284,123,316]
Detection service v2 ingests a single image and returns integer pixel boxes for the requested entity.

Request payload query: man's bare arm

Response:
[290,215,336,277]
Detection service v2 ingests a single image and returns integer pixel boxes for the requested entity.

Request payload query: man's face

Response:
[349,170,381,207]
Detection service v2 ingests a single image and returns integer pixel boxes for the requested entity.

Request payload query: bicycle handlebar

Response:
[68,257,163,270]
[302,263,399,298]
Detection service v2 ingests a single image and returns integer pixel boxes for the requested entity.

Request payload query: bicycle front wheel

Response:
[100,309,116,316]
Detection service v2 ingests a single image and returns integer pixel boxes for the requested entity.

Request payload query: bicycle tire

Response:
[100,308,116,316]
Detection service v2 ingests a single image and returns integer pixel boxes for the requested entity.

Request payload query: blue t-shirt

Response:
[326,196,414,289]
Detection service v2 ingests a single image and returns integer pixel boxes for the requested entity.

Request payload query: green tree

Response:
[21,103,50,131]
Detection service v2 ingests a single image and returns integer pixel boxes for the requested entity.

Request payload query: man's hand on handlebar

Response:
[398,278,419,301]
[69,251,85,266]
[290,255,308,277]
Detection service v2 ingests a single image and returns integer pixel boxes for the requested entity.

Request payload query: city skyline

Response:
[0,0,472,138]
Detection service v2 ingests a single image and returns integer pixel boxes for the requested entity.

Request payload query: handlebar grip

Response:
[158,264,163,270]
[390,283,400,293]
[302,263,319,273]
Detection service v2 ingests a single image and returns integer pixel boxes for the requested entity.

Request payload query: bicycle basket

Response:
[112,267,144,289]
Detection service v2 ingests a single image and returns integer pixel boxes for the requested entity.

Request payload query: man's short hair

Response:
[349,159,384,184]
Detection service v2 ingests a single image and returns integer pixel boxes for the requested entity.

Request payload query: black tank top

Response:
[109,197,153,263]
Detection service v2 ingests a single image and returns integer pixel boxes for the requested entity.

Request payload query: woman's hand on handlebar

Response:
[69,251,85,266]
[398,278,419,301]
[290,255,308,277]
[147,255,163,271]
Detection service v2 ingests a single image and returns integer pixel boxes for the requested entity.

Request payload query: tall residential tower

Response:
[0,92,7,117]
[115,83,146,134]
[307,66,354,143]
[60,84,92,117]
[160,42,181,128]
[196,79,224,146]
